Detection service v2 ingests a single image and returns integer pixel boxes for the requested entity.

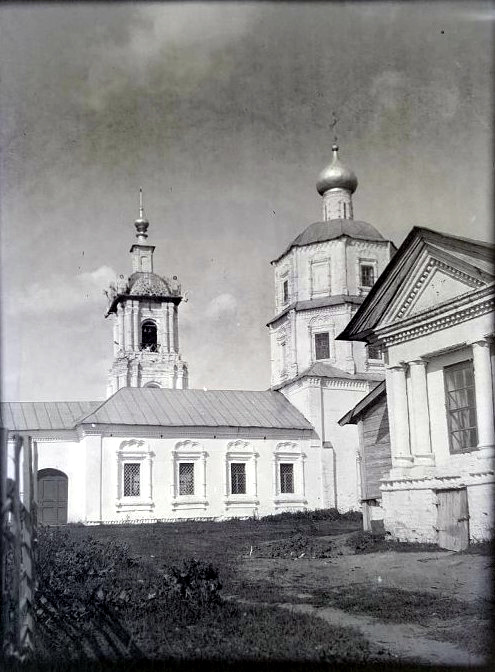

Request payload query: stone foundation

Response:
[381,475,494,544]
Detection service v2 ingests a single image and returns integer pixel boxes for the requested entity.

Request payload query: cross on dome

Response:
[134,187,149,242]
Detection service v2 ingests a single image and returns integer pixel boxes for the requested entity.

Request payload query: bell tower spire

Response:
[131,188,154,273]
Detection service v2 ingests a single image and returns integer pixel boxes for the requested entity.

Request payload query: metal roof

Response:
[338,381,386,426]
[272,219,392,263]
[79,388,314,430]
[0,401,100,432]
[267,295,364,327]
[272,362,385,390]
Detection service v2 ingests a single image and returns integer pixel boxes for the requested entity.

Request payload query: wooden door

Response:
[37,469,68,525]
[436,488,469,551]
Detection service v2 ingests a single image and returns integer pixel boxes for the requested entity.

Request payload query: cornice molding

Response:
[377,288,495,347]
[394,257,485,322]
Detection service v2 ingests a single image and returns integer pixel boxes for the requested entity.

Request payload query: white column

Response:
[132,302,139,351]
[164,303,170,352]
[409,359,434,466]
[146,451,153,502]
[385,364,413,470]
[124,304,133,351]
[168,303,175,352]
[113,318,119,356]
[173,305,179,353]
[472,339,495,459]
[334,239,348,295]
[117,304,124,350]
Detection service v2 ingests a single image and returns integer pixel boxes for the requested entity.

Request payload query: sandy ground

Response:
[231,535,494,666]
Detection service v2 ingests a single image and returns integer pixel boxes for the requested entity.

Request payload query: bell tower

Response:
[105,190,188,396]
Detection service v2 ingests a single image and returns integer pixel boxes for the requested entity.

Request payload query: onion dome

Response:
[316,144,358,195]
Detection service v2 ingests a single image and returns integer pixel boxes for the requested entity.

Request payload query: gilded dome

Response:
[316,144,358,195]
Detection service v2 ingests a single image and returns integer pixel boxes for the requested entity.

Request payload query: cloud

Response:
[369,68,460,125]
[6,265,116,316]
[79,4,258,111]
[204,293,238,320]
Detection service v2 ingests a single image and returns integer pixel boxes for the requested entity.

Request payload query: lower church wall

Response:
[381,486,438,543]
[381,478,494,544]
[79,433,322,523]
[37,440,87,523]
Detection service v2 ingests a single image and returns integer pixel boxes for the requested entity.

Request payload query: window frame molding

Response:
[116,439,154,512]
[277,267,291,310]
[310,257,331,298]
[309,319,335,363]
[272,442,307,509]
[444,359,479,455]
[171,440,208,510]
[357,258,378,294]
[224,440,259,510]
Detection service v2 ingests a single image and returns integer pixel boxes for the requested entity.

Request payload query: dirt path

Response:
[238,546,493,604]
[280,602,485,666]
[231,541,493,665]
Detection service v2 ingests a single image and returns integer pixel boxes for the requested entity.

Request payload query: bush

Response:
[260,508,362,523]
[35,526,223,657]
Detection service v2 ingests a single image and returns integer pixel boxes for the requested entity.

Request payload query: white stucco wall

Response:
[33,429,320,523]
[36,439,87,523]
[381,307,494,543]
[282,380,374,511]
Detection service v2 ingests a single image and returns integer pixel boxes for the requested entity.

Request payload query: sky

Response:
[0,1,493,401]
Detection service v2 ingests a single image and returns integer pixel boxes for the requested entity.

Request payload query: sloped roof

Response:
[267,295,364,326]
[338,381,386,426]
[272,219,390,263]
[80,388,313,430]
[337,226,495,342]
[272,362,384,390]
[0,401,100,432]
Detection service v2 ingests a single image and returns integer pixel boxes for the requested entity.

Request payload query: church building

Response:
[338,227,494,547]
[2,146,392,525]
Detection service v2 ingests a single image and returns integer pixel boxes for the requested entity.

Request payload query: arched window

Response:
[144,382,161,389]
[141,320,158,352]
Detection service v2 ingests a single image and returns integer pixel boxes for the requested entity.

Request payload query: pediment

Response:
[382,254,487,325]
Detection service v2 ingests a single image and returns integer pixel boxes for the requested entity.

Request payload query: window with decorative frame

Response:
[179,462,195,495]
[116,440,154,513]
[171,441,207,510]
[282,279,289,305]
[367,344,383,361]
[358,259,377,292]
[444,360,478,454]
[230,463,246,495]
[279,463,294,494]
[224,440,259,510]
[314,332,330,360]
[123,463,140,497]
[273,442,307,509]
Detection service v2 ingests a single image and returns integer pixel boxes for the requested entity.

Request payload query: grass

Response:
[18,511,493,666]
[29,513,372,664]
[348,531,446,554]
[67,511,361,587]
[317,584,493,623]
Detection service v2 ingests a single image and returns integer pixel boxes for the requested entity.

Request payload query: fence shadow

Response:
[34,584,144,663]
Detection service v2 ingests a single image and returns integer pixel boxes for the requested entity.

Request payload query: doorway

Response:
[436,488,469,551]
[37,468,68,525]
